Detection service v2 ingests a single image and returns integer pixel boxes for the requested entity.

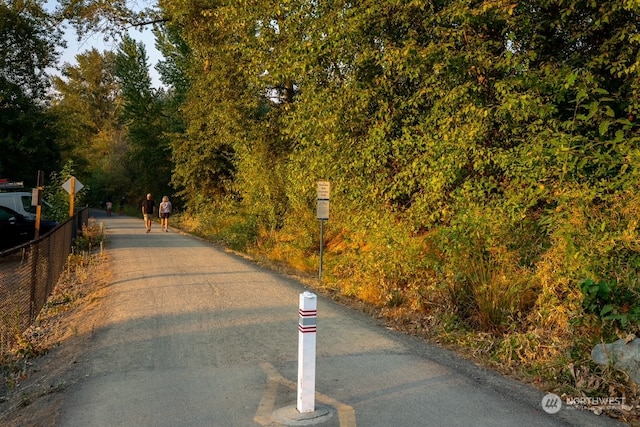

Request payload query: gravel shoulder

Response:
[0,248,111,426]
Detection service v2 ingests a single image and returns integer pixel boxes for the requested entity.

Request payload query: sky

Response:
[57,24,165,88]
[46,1,165,88]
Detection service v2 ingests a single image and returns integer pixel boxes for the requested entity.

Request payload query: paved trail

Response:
[57,213,621,427]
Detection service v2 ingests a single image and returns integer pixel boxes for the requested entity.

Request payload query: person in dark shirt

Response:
[142,193,155,233]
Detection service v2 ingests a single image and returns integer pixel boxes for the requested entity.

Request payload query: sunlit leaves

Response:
[0,0,62,99]
[51,49,125,194]
[55,0,159,39]
[115,36,173,200]
[146,0,640,309]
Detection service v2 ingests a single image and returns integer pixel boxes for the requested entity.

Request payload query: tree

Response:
[55,0,161,39]
[55,0,640,334]
[0,0,63,184]
[50,48,126,204]
[115,35,172,200]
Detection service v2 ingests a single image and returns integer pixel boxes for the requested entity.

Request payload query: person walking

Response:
[119,196,126,215]
[142,193,155,233]
[159,196,172,232]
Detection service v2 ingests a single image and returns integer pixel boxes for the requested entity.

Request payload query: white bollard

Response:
[297,291,317,413]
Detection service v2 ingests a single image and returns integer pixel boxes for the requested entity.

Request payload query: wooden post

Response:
[34,170,44,239]
[69,177,75,218]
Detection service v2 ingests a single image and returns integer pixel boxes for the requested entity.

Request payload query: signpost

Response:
[30,171,44,319]
[316,181,330,280]
[62,176,84,217]
[33,170,44,239]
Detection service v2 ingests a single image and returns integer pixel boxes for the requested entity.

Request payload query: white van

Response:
[0,191,48,220]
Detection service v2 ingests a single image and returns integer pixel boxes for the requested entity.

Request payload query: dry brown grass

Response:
[246,218,640,425]
[0,224,111,426]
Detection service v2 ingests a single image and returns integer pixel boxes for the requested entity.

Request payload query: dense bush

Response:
[60,0,640,405]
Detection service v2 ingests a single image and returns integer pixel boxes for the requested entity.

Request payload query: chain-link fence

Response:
[0,208,89,352]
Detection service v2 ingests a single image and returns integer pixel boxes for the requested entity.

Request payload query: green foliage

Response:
[581,279,640,331]
[217,213,259,252]
[175,198,259,252]
[0,99,61,185]
[154,24,190,96]
[59,0,640,400]
[115,36,173,200]
[0,1,63,184]
[0,1,62,99]
[44,161,89,222]
[50,48,126,204]
[73,218,105,252]
[432,205,542,332]
[151,0,640,339]
[54,0,156,40]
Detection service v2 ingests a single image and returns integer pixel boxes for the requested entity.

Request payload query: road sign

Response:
[62,176,84,217]
[316,200,329,220]
[316,181,330,281]
[316,181,330,221]
[62,176,84,194]
[317,181,330,200]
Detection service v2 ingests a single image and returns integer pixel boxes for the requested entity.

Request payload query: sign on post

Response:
[62,176,84,217]
[62,176,84,194]
[33,170,44,239]
[316,181,330,280]
[316,181,330,220]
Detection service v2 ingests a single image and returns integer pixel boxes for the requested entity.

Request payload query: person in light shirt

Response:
[159,196,172,232]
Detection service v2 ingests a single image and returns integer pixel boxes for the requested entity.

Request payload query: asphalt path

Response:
[57,212,623,427]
